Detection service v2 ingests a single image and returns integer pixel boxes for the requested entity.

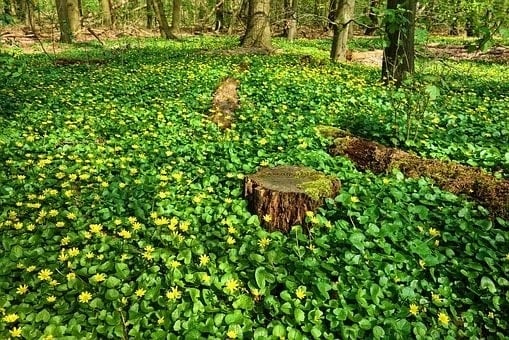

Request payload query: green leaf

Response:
[105,276,121,288]
[232,294,254,311]
[373,325,385,338]
[36,309,51,323]
[105,289,120,301]
[480,276,497,294]
[294,308,305,324]
[255,267,267,289]
[349,232,366,251]
[272,324,286,337]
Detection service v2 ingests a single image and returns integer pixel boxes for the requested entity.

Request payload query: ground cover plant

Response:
[1,36,508,339]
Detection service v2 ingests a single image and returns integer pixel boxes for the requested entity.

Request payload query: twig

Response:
[86,27,104,45]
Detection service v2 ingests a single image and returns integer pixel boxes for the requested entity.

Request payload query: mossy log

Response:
[209,77,239,129]
[244,166,341,233]
[330,136,509,219]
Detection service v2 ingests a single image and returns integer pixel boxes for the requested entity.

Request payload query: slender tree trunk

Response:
[66,0,80,33]
[214,0,224,32]
[146,0,154,28]
[241,0,272,49]
[153,0,177,39]
[327,0,337,31]
[55,0,72,42]
[170,0,181,34]
[283,0,297,41]
[364,0,378,35]
[330,0,355,62]
[99,0,112,27]
[381,0,417,85]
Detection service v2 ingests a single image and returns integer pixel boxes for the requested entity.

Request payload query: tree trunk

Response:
[364,0,378,35]
[55,0,73,42]
[381,0,416,85]
[152,0,177,39]
[327,0,336,31]
[146,0,154,28]
[330,0,355,62]
[241,0,272,50]
[214,0,224,32]
[170,0,181,35]
[66,0,80,34]
[283,0,297,41]
[244,166,340,233]
[99,0,112,27]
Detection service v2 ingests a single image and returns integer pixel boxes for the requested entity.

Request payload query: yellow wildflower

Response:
[38,269,53,281]
[438,311,449,326]
[429,228,440,237]
[16,284,29,295]
[135,288,146,298]
[226,236,236,245]
[67,272,76,281]
[3,313,19,323]
[258,237,270,248]
[118,229,131,239]
[225,279,240,294]
[169,260,180,269]
[68,247,80,257]
[296,286,306,299]
[263,214,272,222]
[9,327,22,338]
[227,329,238,339]
[166,286,181,301]
[78,291,92,303]
[350,196,360,203]
[89,224,103,234]
[199,254,210,266]
[47,295,56,303]
[409,304,419,316]
[92,273,106,282]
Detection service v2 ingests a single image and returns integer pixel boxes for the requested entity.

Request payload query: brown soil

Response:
[425,44,509,63]
[329,135,509,219]
[209,77,240,129]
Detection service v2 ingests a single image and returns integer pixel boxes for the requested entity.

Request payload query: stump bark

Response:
[244,166,341,233]
[210,77,239,129]
[330,136,509,219]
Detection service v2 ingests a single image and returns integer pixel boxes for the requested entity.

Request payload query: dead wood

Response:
[330,136,509,219]
[209,77,239,129]
[244,166,341,233]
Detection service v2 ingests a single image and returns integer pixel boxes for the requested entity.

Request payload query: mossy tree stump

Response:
[244,166,341,233]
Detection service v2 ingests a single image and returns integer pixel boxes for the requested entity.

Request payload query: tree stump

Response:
[244,166,341,233]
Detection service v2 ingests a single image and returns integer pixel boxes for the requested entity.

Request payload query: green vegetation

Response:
[0,37,508,339]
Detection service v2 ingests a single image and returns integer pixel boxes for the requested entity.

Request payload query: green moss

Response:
[296,173,336,201]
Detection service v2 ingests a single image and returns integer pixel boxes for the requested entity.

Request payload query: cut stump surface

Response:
[244,166,340,233]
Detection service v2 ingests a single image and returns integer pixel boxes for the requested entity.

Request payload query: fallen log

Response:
[330,136,509,219]
[209,77,239,129]
[244,166,341,233]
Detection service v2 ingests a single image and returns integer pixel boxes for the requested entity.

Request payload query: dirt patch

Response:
[425,44,509,63]
[350,49,383,67]
[209,77,239,129]
[330,135,509,219]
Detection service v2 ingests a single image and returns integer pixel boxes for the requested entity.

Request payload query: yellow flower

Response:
[3,313,19,323]
[166,286,181,301]
[26,265,36,272]
[438,311,449,326]
[50,279,59,286]
[47,295,56,303]
[419,259,426,268]
[434,239,440,247]
[9,327,22,338]
[89,223,103,234]
[66,212,77,220]
[169,260,181,269]
[295,286,306,299]
[227,329,238,339]
[135,288,146,298]
[258,138,268,145]
[429,228,440,237]
[78,291,92,303]
[409,304,419,316]
[226,236,236,245]
[228,226,237,234]
[258,237,270,248]
[199,254,210,266]
[505,253,509,261]
[179,221,190,232]
[38,269,53,281]
[118,229,132,239]
[68,247,80,257]
[56,221,65,228]
[350,196,360,203]
[263,214,272,222]
[432,292,442,303]
[225,278,240,294]
[92,273,106,282]
[16,284,29,295]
